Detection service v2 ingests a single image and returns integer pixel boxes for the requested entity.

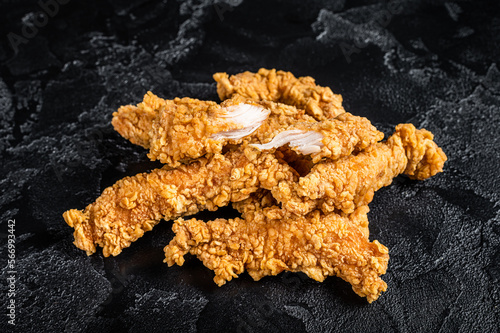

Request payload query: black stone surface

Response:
[1,0,499,332]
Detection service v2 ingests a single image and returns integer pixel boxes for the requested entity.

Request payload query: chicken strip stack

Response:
[65,96,444,262]
[63,112,383,257]
[165,194,388,303]
[214,68,345,120]
[63,68,447,303]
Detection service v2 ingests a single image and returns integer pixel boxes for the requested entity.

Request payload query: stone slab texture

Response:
[0,0,499,332]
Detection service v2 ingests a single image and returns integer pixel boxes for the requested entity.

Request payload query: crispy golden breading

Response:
[214,68,345,120]
[111,104,156,148]
[62,108,385,258]
[113,93,261,166]
[68,119,444,258]
[112,92,314,151]
[112,92,382,166]
[395,123,448,180]
[164,196,388,303]
[63,150,298,257]
[113,93,314,167]
[253,112,383,163]
[271,124,447,215]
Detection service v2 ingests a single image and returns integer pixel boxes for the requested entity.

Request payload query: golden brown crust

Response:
[62,150,298,257]
[288,112,384,163]
[395,123,448,180]
[271,124,447,215]
[63,123,445,257]
[111,103,157,149]
[64,155,232,257]
[113,92,245,167]
[112,92,381,167]
[214,68,345,120]
[112,92,310,167]
[164,200,388,303]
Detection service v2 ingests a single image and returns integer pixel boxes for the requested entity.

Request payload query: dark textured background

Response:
[1,0,499,332]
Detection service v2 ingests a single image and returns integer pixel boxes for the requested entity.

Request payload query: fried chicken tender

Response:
[164,194,389,303]
[63,150,298,257]
[251,112,383,163]
[112,93,271,167]
[213,68,345,120]
[112,92,382,166]
[271,124,447,215]
[112,92,313,151]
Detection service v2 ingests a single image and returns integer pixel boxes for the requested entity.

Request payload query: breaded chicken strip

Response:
[231,190,370,239]
[272,124,447,215]
[164,197,388,303]
[250,112,383,164]
[112,92,382,166]
[112,92,315,150]
[113,93,271,167]
[63,151,297,257]
[213,68,345,120]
